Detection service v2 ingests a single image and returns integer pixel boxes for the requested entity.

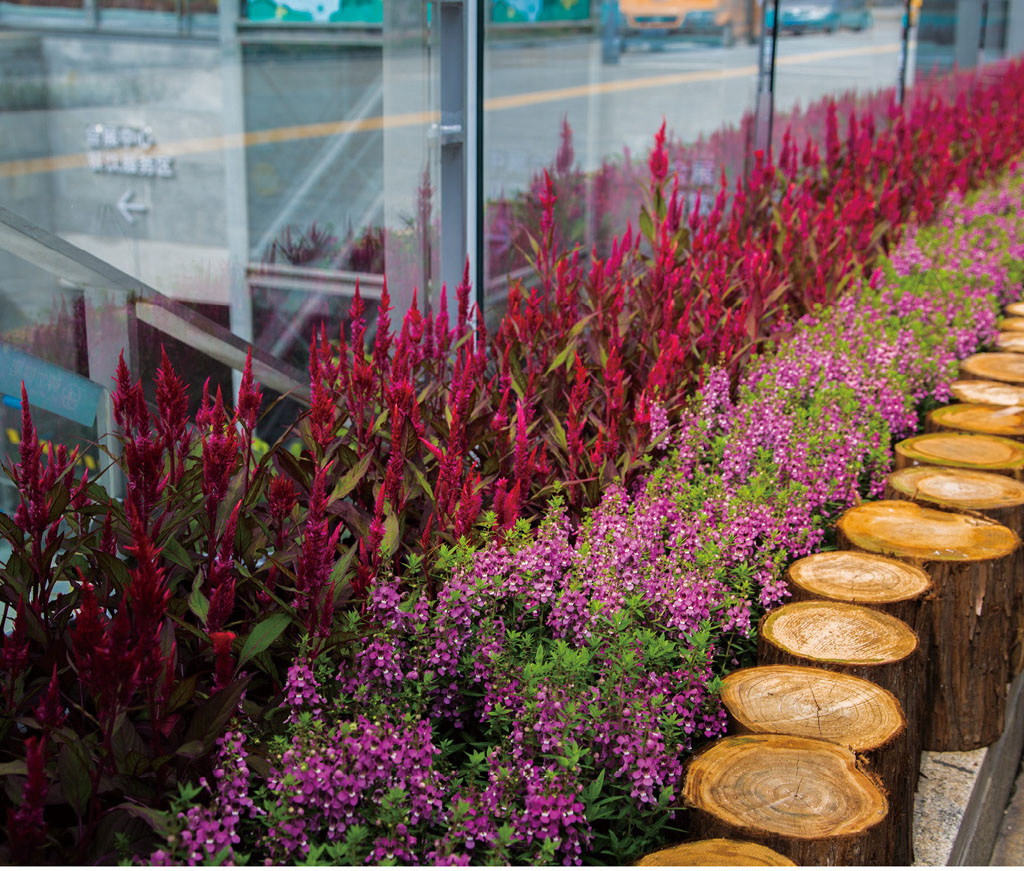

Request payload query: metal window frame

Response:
[438,0,484,318]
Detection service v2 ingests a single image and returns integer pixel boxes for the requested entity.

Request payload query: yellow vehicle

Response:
[619,0,762,45]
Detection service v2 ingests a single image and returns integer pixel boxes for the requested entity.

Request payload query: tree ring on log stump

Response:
[634,838,795,866]
[951,380,1024,407]
[836,499,1019,562]
[760,600,917,665]
[787,551,930,605]
[997,332,1024,353]
[721,665,905,751]
[684,734,887,841]
[928,403,1024,439]
[961,352,1024,385]
[887,466,1024,511]
[896,432,1024,475]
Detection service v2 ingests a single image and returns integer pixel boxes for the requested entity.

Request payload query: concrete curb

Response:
[947,669,1024,864]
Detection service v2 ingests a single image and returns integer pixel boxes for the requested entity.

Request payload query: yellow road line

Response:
[487,42,898,110]
[485,63,759,110]
[0,40,898,180]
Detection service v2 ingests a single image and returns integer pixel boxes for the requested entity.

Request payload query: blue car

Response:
[765,0,872,33]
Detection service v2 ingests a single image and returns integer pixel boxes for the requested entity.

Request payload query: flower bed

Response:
[145,169,1021,866]
[3,71,1024,865]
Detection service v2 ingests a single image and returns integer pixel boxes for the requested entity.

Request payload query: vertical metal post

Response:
[440,0,468,325]
[898,0,912,103]
[220,0,253,395]
[471,0,485,313]
[754,0,780,155]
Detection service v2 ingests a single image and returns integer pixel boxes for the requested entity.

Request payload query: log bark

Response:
[926,403,1024,440]
[836,500,1019,750]
[885,465,1024,678]
[894,432,1024,479]
[634,838,795,866]
[997,332,1024,353]
[684,734,889,866]
[951,379,1024,407]
[1001,317,1024,332]
[961,352,1024,385]
[721,665,914,865]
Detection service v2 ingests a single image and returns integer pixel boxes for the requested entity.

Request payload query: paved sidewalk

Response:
[991,759,1024,864]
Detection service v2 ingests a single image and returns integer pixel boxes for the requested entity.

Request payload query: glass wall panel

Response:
[982,0,1009,58]
[242,39,388,368]
[0,0,441,482]
[769,0,906,153]
[911,0,1023,91]
[482,0,762,324]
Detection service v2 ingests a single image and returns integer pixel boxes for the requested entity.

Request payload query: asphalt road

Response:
[482,13,905,196]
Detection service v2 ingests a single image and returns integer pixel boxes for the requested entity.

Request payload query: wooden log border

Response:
[644,338,1024,867]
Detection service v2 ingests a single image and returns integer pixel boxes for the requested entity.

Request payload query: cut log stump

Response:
[785,550,930,788]
[1006,302,1024,317]
[885,465,1024,530]
[961,352,1024,385]
[951,379,1024,407]
[895,432,1024,479]
[757,601,918,715]
[837,500,1020,750]
[634,838,795,866]
[1001,317,1024,332]
[684,734,888,866]
[786,550,931,629]
[886,465,1024,677]
[997,332,1024,353]
[926,403,1024,440]
[721,665,914,864]
[758,601,921,762]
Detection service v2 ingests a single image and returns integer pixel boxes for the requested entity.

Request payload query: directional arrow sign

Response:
[117,189,147,224]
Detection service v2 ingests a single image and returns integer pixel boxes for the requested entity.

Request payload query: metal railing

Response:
[0,205,310,495]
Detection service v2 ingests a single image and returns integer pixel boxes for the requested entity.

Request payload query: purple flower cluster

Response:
[428,758,591,865]
[283,657,324,724]
[151,730,261,866]
[331,518,727,858]
[264,713,446,863]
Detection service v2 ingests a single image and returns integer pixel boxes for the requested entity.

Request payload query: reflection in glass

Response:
[0,0,445,484]
[768,0,904,161]
[244,0,381,24]
[483,1,763,324]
